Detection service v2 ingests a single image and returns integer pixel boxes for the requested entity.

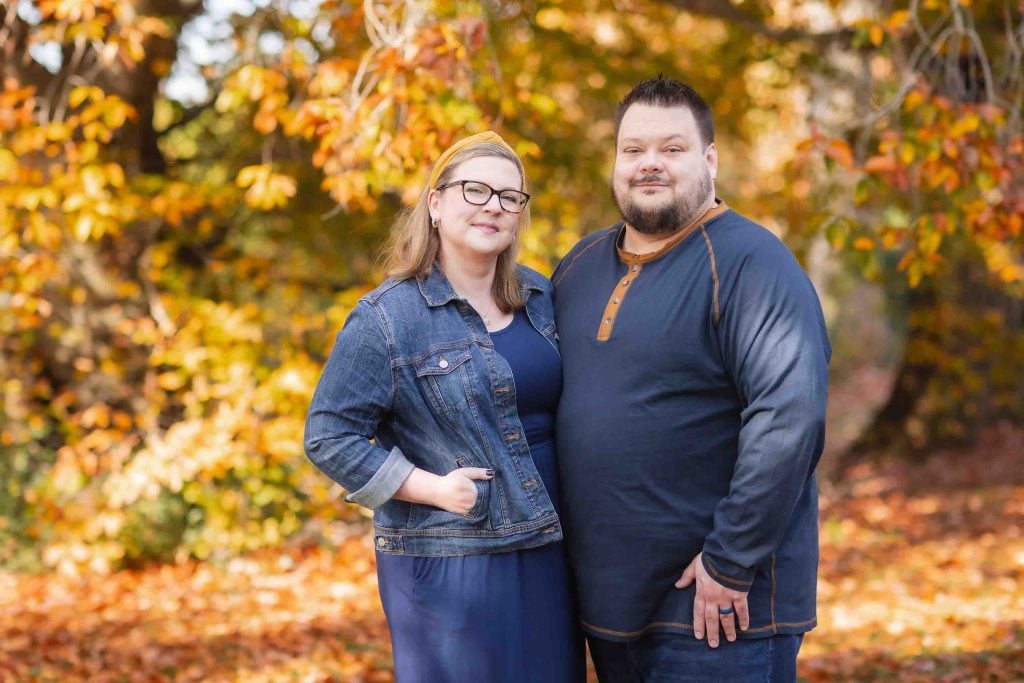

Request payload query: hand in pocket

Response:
[434,467,493,515]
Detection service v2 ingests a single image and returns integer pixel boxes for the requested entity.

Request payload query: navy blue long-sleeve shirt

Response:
[553,204,830,641]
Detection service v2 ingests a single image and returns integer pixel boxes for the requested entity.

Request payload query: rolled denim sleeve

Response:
[304,301,414,509]
[702,238,831,590]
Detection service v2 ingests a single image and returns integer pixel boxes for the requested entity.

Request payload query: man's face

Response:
[612,104,717,236]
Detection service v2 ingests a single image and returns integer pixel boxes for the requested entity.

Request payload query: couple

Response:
[304,76,831,683]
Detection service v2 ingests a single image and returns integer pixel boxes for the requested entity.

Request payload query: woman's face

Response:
[428,155,523,266]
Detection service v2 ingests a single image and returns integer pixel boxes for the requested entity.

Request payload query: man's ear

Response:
[705,142,718,180]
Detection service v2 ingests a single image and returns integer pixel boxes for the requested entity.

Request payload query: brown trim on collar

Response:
[616,200,729,265]
[596,200,728,342]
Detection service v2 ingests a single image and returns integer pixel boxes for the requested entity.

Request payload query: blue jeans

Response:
[588,632,803,683]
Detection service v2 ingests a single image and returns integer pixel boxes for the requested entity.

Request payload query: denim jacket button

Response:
[438,357,449,369]
[377,537,387,547]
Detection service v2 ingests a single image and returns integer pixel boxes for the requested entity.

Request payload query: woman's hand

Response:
[433,468,494,514]
[393,466,494,514]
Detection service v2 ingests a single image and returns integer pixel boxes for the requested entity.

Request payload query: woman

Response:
[304,132,584,682]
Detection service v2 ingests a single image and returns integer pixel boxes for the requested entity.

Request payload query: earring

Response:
[431,217,439,229]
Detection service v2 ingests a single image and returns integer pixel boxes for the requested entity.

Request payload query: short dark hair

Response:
[614,75,715,149]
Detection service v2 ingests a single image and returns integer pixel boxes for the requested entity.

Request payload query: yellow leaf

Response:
[103,105,128,130]
[948,113,980,138]
[869,24,885,47]
[919,230,942,255]
[74,214,94,241]
[903,89,925,112]
[157,372,186,391]
[236,165,265,188]
[105,163,126,187]
[0,149,17,181]
[899,142,915,165]
[68,86,96,108]
[907,259,924,287]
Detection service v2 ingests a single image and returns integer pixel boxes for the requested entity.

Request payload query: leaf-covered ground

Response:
[2,425,1022,682]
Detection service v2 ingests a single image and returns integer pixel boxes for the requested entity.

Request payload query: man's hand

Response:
[675,552,750,648]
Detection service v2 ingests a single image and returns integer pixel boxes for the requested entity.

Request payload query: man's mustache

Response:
[630,174,669,186]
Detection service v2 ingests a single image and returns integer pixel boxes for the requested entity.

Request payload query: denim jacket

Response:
[304,263,562,556]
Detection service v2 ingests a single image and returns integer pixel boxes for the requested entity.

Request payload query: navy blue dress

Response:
[376,310,585,683]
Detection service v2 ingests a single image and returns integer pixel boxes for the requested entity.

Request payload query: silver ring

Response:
[718,606,735,616]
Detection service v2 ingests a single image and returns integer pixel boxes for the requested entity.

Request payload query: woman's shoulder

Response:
[515,263,553,294]
[361,275,420,306]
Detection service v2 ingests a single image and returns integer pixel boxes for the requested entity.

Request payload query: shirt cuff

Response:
[702,551,755,592]
[344,446,415,509]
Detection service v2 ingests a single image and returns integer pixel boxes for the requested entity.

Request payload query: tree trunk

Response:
[837,257,1024,476]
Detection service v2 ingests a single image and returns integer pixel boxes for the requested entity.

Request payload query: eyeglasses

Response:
[435,180,530,214]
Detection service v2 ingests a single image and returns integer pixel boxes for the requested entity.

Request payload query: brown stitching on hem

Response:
[700,225,720,326]
[581,619,694,639]
[703,555,753,588]
[551,228,618,287]
[581,617,817,639]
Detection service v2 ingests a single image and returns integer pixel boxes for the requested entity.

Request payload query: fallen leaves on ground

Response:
[803,422,1024,681]
[0,533,392,682]
[1,425,1022,682]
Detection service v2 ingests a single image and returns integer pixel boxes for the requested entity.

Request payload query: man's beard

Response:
[613,170,713,236]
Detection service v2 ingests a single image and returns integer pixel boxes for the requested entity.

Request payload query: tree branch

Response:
[660,0,856,47]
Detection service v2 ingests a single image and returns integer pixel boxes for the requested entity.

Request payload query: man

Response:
[553,75,831,682]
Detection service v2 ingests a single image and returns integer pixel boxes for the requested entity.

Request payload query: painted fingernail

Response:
[485,469,495,476]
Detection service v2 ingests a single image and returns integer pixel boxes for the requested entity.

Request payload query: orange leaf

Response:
[863,155,899,174]
[826,139,854,170]
[886,10,910,30]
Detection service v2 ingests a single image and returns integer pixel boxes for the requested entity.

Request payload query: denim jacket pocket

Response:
[464,478,490,520]
[413,346,473,418]
[408,478,490,530]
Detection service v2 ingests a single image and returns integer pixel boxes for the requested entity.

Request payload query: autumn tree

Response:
[796,1,1024,465]
[2,0,1020,571]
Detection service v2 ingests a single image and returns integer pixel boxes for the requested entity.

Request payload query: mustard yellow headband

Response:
[427,131,518,190]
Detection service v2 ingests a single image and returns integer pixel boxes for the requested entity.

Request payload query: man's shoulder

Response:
[706,210,796,266]
[570,224,621,253]
[552,224,621,287]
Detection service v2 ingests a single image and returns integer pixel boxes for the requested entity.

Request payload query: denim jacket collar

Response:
[417,261,544,307]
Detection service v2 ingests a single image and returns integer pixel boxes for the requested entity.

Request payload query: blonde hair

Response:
[382,141,531,312]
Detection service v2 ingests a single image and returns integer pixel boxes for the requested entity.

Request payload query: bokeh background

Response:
[1,0,1022,680]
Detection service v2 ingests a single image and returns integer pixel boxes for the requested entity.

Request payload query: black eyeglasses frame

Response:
[435,180,531,214]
